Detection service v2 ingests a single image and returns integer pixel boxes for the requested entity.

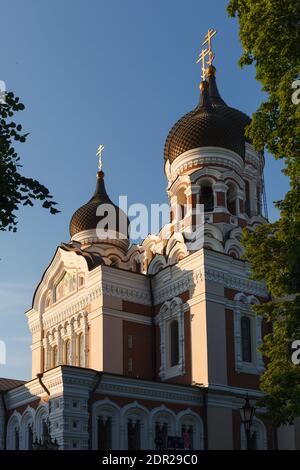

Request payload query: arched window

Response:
[257,185,261,215]
[240,418,267,450]
[65,339,71,365]
[170,320,179,367]
[15,429,19,450]
[78,333,84,367]
[200,185,214,212]
[182,424,193,450]
[155,422,168,450]
[245,181,251,217]
[52,345,58,368]
[97,416,112,450]
[227,184,236,215]
[27,424,33,450]
[176,187,188,220]
[128,419,141,450]
[241,316,252,363]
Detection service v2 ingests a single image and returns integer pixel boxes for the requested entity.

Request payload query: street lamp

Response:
[240,394,256,450]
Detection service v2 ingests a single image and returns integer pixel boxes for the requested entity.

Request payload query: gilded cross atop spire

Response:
[96,144,105,171]
[196,28,217,81]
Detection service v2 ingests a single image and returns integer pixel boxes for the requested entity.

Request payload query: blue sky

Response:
[0,0,289,380]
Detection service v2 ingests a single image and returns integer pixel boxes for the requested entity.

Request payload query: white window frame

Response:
[155,298,185,381]
[233,294,264,375]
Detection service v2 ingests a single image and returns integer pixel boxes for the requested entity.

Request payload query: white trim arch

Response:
[240,417,268,450]
[32,247,90,314]
[20,406,35,450]
[155,298,185,380]
[165,232,185,256]
[7,411,21,450]
[92,399,121,450]
[34,403,49,441]
[150,405,176,449]
[204,224,223,242]
[176,409,204,450]
[121,402,150,450]
[148,254,168,275]
[225,239,244,258]
[168,242,188,265]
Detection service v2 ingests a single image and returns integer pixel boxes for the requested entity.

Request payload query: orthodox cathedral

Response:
[0,31,299,451]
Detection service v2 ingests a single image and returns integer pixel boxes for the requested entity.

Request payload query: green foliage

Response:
[0,91,59,232]
[228,0,300,425]
[228,0,300,161]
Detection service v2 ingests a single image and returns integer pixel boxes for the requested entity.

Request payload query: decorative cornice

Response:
[152,251,266,304]
[167,147,244,187]
[96,376,202,406]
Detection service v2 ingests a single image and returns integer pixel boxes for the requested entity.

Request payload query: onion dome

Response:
[69,170,129,242]
[206,65,251,140]
[164,69,248,164]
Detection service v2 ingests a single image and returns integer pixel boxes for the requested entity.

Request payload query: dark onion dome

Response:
[164,70,248,164]
[69,171,129,240]
[206,65,251,141]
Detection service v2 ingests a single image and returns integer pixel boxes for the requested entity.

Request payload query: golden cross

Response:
[96,144,105,171]
[201,28,217,66]
[196,48,209,81]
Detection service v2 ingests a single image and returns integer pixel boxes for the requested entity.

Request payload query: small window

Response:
[200,186,214,212]
[98,416,112,450]
[52,345,58,368]
[128,358,133,372]
[241,316,252,363]
[65,339,71,365]
[182,425,193,450]
[128,335,133,349]
[15,429,19,450]
[79,275,84,287]
[257,185,261,215]
[155,423,168,450]
[28,424,33,450]
[245,181,251,217]
[78,333,84,367]
[170,320,179,367]
[227,184,236,215]
[128,419,141,450]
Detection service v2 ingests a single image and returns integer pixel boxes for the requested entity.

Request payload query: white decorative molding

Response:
[155,298,185,381]
[233,293,264,375]
[167,147,244,187]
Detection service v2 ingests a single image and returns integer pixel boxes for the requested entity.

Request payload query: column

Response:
[83,313,89,367]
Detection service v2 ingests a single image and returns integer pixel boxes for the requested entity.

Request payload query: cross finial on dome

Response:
[196,28,217,82]
[96,144,105,171]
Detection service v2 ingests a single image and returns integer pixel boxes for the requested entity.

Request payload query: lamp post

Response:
[240,394,255,450]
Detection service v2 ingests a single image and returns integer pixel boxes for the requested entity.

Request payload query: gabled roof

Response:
[0,377,25,392]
